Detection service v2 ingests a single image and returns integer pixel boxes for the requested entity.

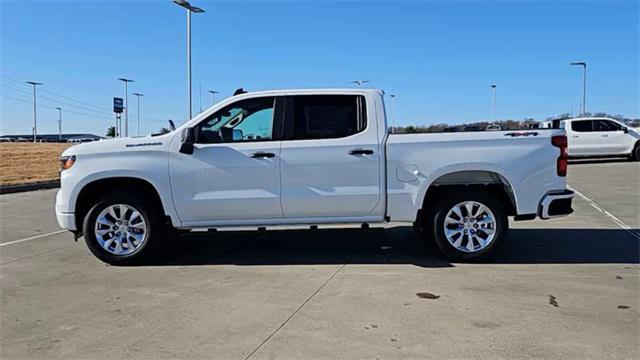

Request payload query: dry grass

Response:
[0,143,72,186]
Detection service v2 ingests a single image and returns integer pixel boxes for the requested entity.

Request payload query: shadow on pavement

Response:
[136,226,639,267]
[569,157,633,165]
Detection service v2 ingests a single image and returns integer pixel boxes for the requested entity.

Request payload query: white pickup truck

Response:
[56,89,574,264]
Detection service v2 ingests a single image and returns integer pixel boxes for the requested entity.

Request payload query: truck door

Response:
[279,94,382,218]
[169,96,285,223]
[568,120,598,155]
[593,119,630,155]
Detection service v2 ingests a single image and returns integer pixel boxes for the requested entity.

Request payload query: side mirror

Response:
[623,127,629,134]
[179,128,196,154]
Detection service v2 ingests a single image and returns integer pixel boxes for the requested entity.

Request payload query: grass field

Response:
[0,143,72,186]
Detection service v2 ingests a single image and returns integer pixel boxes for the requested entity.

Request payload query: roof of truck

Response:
[229,88,385,97]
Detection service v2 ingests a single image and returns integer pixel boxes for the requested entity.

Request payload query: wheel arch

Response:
[74,177,171,233]
[417,170,518,222]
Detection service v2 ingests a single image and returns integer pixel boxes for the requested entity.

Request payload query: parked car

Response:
[562,117,640,160]
[55,89,574,264]
[486,124,502,131]
[0,137,12,142]
[67,138,97,143]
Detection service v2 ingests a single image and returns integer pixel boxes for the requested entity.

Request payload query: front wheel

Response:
[424,189,508,260]
[82,192,165,265]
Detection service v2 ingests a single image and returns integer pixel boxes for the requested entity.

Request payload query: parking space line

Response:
[243,263,347,360]
[568,186,640,240]
[0,230,67,247]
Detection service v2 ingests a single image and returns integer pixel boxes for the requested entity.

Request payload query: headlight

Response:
[60,155,76,171]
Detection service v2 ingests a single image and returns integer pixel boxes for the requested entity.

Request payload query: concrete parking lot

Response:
[1,161,638,360]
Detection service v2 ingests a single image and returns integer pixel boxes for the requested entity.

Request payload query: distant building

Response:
[0,133,104,143]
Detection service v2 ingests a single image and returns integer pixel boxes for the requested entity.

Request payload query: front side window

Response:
[196,97,275,143]
[289,95,366,140]
[571,120,593,132]
[595,119,623,132]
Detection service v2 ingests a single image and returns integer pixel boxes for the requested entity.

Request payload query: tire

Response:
[82,192,165,265]
[423,189,508,261]
[631,144,640,161]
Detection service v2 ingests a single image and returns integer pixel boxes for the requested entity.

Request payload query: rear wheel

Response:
[83,192,165,265]
[631,143,640,161]
[424,189,507,260]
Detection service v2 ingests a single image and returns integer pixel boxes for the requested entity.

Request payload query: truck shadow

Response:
[140,226,639,267]
[569,157,633,165]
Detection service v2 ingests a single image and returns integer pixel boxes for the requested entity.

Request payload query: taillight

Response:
[551,135,568,177]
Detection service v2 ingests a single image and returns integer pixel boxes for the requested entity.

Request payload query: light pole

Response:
[133,93,144,136]
[118,78,135,137]
[350,80,369,86]
[173,0,205,120]
[490,84,497,123]
[56,107,62,141]
[570,62,587,115]
[26,81,43,142]
[208,90,219,105]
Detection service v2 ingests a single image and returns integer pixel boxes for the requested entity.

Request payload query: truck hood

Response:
[61,135,172,157]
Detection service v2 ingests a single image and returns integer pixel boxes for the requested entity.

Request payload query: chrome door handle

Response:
[250,152,275,159]
[602,134,609,137]
[349,149,374,155]
[572,135,579,138]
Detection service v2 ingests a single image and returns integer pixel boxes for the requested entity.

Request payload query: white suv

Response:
[563,117,640,160]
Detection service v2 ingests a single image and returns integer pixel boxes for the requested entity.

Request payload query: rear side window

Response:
[571,120,593,132]
[288,95,366,140]
[595,119,623,131]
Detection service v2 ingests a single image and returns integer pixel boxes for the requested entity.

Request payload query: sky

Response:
[1,0,638,136]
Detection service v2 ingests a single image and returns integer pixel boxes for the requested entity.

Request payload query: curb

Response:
[0,180,60,195]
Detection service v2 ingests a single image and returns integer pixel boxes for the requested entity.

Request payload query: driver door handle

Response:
[349,149,374,156]
[250,152,275,159]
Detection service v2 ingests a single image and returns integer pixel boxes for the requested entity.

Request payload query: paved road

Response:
[0,161,638,359]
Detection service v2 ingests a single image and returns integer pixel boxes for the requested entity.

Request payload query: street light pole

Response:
[133,93,144,136]
[570,62,587,115]
[26,81,43,143]
[56,107,62,141]
[490,84,497,123]
[118,78,135,137]
[208,90,219,105]
[173,0,205,120]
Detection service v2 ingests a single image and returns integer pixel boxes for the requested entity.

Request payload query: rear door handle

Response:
[250,152,275,159]
[572,135,579,138]
[349,149,374,156]
[602,134,609,137]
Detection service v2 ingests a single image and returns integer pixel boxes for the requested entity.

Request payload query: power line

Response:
[2,74,169,124]
[1,83,114,116]
[1,93,114,122]
[1,74,112,113]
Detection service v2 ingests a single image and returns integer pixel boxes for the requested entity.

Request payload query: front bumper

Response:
[539,189,574,219]
[56,211,76,231]
[55,190,76,231]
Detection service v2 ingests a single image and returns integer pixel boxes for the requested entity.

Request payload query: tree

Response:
[106,126,115,137]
